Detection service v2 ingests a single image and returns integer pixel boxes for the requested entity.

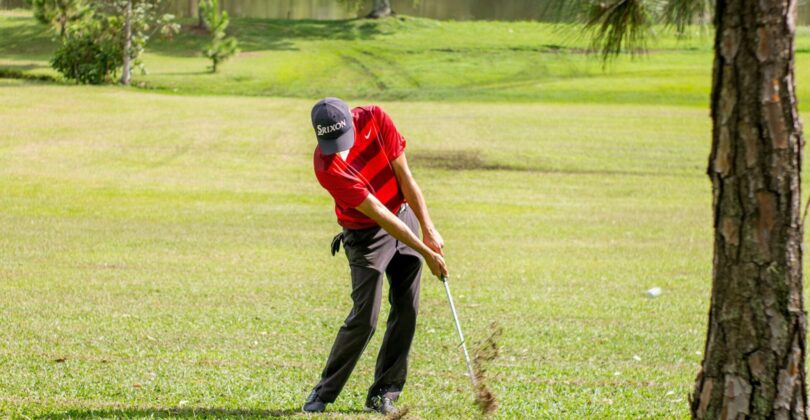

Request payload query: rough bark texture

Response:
[366,0,394,19]
[690,0,806,418]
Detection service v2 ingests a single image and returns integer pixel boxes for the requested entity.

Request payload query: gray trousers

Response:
[314,205,423,403]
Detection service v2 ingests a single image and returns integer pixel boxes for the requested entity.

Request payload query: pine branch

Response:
[586,0,651,61]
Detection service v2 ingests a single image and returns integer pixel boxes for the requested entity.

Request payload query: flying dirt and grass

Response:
[2,8,810,420]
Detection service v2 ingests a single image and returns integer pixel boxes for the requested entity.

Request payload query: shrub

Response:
[50,16,124,84]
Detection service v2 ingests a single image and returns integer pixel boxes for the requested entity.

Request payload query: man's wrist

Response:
[415,241,434,258]
[421,223,437,237]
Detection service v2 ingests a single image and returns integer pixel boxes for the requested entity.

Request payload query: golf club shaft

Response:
[441,276,477,389]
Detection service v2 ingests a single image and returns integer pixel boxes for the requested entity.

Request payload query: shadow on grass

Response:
[1,12,384,57]
[238,18,385,45]
[0,18,55,56]
[0,66,57,82]
[40,406,369,419]
[0,62,47,72]
[149,17,385,56]
[0,13,387,83]
[157,70,211,76]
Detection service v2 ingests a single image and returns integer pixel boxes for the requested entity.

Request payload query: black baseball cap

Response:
[311,98,354,155]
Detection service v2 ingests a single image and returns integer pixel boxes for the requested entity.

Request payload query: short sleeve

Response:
[374,107,406,160]
[316,170,370,209]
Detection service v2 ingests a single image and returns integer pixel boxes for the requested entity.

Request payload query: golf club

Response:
[440,275,477,390]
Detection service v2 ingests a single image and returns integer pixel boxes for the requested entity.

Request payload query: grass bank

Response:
[5,9,810,106]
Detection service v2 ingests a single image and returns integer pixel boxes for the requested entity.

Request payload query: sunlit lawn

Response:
[0,80,715,418]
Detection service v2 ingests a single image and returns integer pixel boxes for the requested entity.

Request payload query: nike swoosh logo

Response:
[364,130,372,140]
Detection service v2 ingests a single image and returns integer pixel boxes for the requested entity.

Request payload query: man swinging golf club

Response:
[303,98,448,415]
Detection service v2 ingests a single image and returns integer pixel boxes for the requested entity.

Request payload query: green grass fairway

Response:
[1,79,713,418]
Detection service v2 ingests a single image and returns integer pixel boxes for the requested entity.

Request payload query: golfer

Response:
[303,98,448,415]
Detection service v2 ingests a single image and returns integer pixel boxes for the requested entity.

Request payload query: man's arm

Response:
[390,153,444,255]
[355,194,448,278]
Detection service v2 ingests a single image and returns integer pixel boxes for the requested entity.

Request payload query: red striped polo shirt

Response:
[314,105,406,230]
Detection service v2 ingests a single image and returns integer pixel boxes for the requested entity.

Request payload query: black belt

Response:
[331,203,409,256]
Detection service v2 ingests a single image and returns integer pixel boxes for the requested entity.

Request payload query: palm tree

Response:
[555,0,805,417]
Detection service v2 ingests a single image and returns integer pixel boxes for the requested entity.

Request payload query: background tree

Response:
[100,0,178,85]
[193,0,203,29]
[200,0,238,73]
[337,0,395,19]
[120,0,131,85]
[112,0,179,85]
[50,0,178,85]
[51,14,121,84]
[27,0,88,37]
[549,0,806,417]
[366,0,393,18]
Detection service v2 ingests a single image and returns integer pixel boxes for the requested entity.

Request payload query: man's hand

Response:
[356,195,449,279]
[423,226,444,256]
[425,250,448,278]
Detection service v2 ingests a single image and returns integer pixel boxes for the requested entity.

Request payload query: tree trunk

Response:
[58,14,66,37]
[690,0,806,418]
[120,0,132,86]
[366,0,394,19]
[57,0,66,37]
[194,0,205,29]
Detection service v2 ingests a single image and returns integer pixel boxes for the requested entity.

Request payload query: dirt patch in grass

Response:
[409,148,682,177]
[408,149,511,171]
[385,405,411,419]
[407,149,549,173]
[473,322,503,417]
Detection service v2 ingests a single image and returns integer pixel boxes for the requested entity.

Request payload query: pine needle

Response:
[586,0,651,62]
[662,0,713,36]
